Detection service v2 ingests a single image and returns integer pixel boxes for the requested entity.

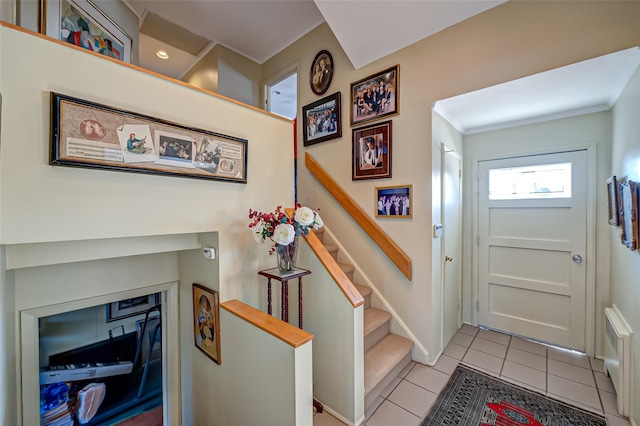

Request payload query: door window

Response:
[489,162,572,200]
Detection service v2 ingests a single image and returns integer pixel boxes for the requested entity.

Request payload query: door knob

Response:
[572,254,583,264]
[445,256,453,262]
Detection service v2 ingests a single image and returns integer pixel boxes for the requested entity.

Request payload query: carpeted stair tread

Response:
[364,334,413,394]
[364,308,392,337]
[337,262,355,274]
[324,244,339,259]
[354,284,372,299]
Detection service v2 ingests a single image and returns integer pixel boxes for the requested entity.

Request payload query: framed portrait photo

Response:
[606,176,620,226]
[302,92,342,147]
[309,50,334,95]
[350,65,399,126]
[376,185,412,218]
[352,120,392,181]
[193,283,221,364]
[41,0,133,63]
[106,293,160,322]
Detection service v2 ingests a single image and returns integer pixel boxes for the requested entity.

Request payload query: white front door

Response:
[443,148,462,348]
[477,150,587,351]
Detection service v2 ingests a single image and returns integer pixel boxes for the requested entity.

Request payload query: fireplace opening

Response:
[38,293,163,426]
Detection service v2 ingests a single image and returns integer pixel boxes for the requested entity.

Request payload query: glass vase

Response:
[276,238,298,273]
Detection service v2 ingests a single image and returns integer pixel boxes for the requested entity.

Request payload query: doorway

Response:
[265,70,297,120]
[476,150,588,352]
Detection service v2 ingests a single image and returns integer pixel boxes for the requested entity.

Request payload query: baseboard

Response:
[317,401,363,426]
[321,226,430,364]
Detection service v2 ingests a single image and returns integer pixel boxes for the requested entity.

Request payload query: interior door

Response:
[443,148,462,348]
[477,150,587,351]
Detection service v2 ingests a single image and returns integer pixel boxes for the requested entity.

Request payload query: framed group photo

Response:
[41,0,133,63]
[376,185,412,218]
[193,284,221,364]
[50,92,248,183]
[302,92,342,146]
[350,65,399,126]
[309,50,334,96]
[352,120,392,180]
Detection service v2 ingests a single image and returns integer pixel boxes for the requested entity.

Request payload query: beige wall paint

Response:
[0,25,294,425]
[183,44,262,108]
[262,2,640,362]
[610,64,640,423]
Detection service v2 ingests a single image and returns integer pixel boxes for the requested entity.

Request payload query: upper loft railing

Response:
[305,153,412,281]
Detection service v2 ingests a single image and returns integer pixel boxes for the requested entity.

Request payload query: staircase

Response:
[314,229,414,412]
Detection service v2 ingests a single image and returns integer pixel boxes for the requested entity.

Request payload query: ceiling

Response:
[124,0,507,79]
[123,1,639,132]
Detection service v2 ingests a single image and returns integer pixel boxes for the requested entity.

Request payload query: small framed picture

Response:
[350,65,399,126]
[41,0,133,63]
[193,283,221,364]
[606,176,620,226]
[352,120,392,181]
[106,293,160,322]
[376,185,412,218]
[302,92,342,146]
[309,50,334,96]
[619,180,638,251]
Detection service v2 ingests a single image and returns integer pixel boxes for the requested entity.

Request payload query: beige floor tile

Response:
[548,359,595,387]
[605,414,632,426]
[547,374,601,411]
[594,371,616,393]
[509,337,547,356]
[433,354,459,375]
[398,361,416,378]
[590,357,605,374]
[462,348,504,374]
[459,324,479,336]
[548,346,591,369]
[501,360,546,391]
[471,337,508,358]
[546,392,603,415]
[599,389,620,416]
[405,364,451,394]
[388,380,438,418]
[451,331,474,347]
[381,375,402,398]
[506,347,546,372]
[444,342,467,360]
[364,396,384,423]
[365,400,420,426]
[477,329,511,346]
[314,411,347,426]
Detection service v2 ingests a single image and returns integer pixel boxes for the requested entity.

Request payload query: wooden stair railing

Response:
[305,153,412,280]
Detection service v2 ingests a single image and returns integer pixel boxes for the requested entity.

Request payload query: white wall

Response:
[610,63,640,425]
[462,112,612,357]
[0,25,295,426]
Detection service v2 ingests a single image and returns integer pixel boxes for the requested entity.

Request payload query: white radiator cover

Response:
[604,306,632,417]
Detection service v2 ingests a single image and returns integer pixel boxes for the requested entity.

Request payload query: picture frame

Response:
[350,65,399,126]
[352,120,392,180]
[106,293,160,322]
[50,92,248,183]
[606,176,620,226]
[136,315,161,364]
[302,92,342,146]
[193,283,221,364]
[309,50,334,96]
[375,185,412,218]
[619,180,638,251]
[41,0,133,63]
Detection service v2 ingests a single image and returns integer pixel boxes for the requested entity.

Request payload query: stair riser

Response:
[365,321,390,352]
[364,352,412,411]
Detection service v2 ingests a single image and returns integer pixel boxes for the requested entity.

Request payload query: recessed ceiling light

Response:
[272,90,282,95]
[156,50,169,59]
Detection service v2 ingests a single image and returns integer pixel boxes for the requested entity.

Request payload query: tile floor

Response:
[313,325,631,426]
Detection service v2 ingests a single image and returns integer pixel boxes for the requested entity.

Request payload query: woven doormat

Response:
[422,364,606,425]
